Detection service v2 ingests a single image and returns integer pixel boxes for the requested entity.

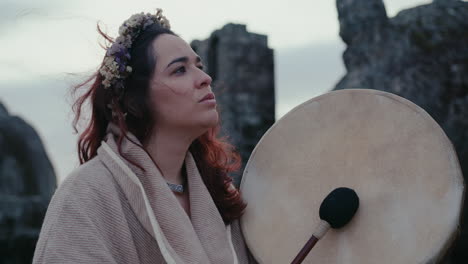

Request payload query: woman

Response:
[33,9,255,263]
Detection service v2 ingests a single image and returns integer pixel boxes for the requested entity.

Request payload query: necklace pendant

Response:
[167,182,184,193]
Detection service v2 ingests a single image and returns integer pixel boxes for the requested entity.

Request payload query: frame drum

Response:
[240,89,464,263]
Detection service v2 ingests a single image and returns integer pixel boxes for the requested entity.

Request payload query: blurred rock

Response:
[0,101,56,264]
[334,0,468,262]
[191,24,275,185]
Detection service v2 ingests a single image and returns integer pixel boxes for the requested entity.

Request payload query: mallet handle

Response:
[290,235,319,264]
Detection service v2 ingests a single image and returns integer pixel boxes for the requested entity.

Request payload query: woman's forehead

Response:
[152,34,198,67]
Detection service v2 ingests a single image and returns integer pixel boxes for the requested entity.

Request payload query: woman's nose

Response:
[195,68,212,89]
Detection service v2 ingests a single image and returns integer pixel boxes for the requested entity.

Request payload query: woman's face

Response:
[149,34,218,134]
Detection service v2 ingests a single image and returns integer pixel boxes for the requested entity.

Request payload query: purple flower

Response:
[119,64,126,73]
[107,43,125,56]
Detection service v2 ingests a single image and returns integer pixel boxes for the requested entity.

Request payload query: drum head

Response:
[240,89,464,264]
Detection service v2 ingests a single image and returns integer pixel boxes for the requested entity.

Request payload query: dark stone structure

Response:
[334,0,468,262]
[191,24,275,185]
[0,101,56,263]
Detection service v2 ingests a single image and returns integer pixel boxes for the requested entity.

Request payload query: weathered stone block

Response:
[0,101,56,263]
[191,24,275,185]
[334,0,468,262]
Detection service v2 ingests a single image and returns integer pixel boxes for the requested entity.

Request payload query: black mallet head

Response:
[319,187,359,228]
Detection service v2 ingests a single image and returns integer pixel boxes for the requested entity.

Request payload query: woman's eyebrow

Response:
[166,56,202,69]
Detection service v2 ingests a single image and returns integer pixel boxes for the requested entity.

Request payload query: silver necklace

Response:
[167,182,184,193]
[167,166,186,193]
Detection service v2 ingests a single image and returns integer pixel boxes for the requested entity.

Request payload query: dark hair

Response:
[72,22,246,223]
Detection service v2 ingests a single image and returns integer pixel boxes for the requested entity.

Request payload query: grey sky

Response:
[0,0,431,180]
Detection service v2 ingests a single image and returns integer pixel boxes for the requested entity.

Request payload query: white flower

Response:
[155,9,162,17]
[118,25,128,35]
[102,79,111,88]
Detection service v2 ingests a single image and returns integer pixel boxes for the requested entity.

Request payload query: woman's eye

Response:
[174,66,186,74]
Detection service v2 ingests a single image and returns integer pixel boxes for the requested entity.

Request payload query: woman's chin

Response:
[201,111,219,128]
[205,114,219,128]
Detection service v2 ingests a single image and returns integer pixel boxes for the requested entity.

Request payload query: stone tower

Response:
[0,101,57,263]
[334,0,468,262]
[191,24,275,185]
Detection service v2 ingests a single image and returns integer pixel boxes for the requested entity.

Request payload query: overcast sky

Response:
[0,0,431,181]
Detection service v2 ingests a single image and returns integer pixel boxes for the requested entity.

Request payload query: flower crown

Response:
[99,9,171,92]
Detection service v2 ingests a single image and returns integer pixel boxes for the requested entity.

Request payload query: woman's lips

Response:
[199,92,216,103]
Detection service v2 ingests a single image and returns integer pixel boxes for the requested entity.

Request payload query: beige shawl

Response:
[33,124,255,263]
